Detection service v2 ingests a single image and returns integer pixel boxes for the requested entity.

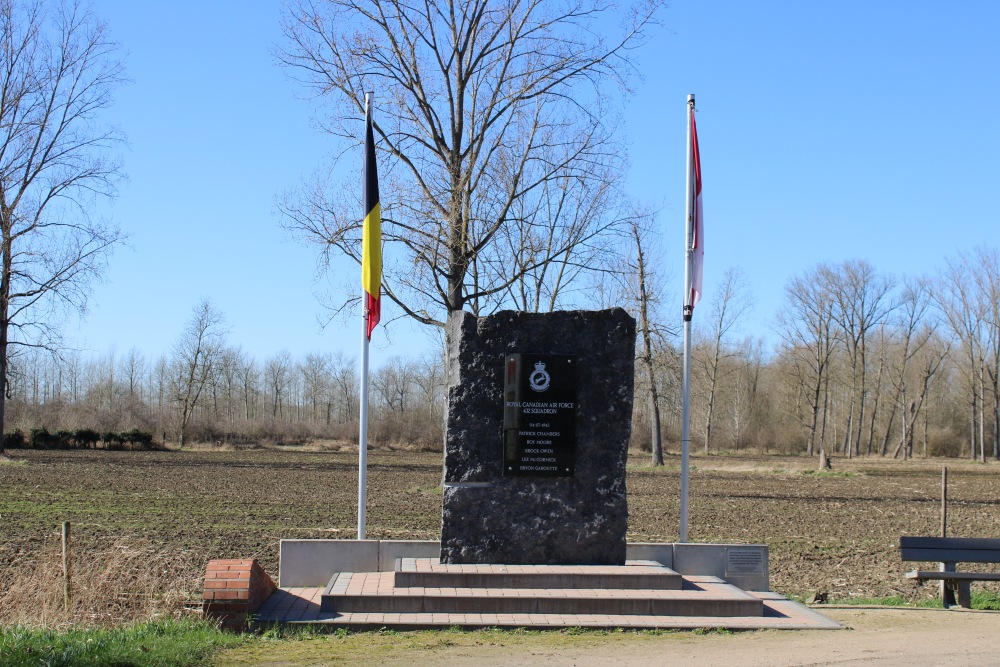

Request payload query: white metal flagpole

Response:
[680,93,696,543]
[357,92,373,541]
[358,308,370,540]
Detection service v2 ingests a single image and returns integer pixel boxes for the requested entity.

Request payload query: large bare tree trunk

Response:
[808,376,822,458]
[865,332,886,455]
[979,361,987,463]
[628,221,664,466]
[0,230,9,458]
[0,1,125,448]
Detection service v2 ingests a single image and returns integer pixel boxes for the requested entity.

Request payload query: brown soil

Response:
[2,447,1000,616]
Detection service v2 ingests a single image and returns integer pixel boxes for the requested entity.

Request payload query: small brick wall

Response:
[202,558,276,630]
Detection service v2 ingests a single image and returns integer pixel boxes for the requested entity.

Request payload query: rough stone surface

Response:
[440,309,636,565]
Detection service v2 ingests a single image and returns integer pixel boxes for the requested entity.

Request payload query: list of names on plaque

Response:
[503,353,576,477]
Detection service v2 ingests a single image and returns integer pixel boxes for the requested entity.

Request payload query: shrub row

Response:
[4,428,157,450]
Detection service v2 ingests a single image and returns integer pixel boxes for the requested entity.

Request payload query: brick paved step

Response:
[393,558,683,591]
[320,572,763,618]
[258,587,843,630]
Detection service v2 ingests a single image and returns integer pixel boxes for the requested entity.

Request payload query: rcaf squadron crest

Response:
[528,361,551,392]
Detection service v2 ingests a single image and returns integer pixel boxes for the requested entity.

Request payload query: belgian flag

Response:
[362,98,381,339]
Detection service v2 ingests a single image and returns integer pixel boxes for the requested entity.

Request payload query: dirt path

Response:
[216,608,1000,666]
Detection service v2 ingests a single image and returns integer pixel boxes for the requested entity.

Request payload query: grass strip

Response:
[827,592,1000,609]
[0,617,248,667]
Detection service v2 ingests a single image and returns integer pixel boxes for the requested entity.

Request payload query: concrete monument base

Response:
[277,539,770,592]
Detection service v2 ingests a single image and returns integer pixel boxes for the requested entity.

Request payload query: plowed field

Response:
[3,447,999,612]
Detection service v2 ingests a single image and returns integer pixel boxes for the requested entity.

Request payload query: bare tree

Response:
[972,248,1000,460]
[893,332,948,460]
[879,277,932,456]
[373,355,414,413]
[697,267,753,454]
[171,301,226,446]
[615,217,673,465]
[909,334,949,459]
[413,350,445,421]
[65,348,82,402]
[936,253,986,461]
[776,265,839,457]
[0,0,125,456]
[97,346,115,412]
[216,347,247,426]
[300,352,331,424]
[729,336,765,449]
[824,260,896,457]
[151,354,168,414]
[278,0,663,328]
[264,351,293,420]
[330,351,358,423]
[123,347,145,400]
[495,168,629,312]
[237,353,259,422]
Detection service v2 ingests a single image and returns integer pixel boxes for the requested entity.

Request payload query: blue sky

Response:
[72,0,1000,364]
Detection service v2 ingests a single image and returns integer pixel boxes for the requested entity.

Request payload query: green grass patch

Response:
[829,592,1000,610]
[829,595,939,607]
[0,617,248,667]
[971,592,1000,610]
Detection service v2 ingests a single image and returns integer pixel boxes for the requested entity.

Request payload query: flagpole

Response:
[680,93,695,544]
[357,92,373,541]
[358,313,370,540]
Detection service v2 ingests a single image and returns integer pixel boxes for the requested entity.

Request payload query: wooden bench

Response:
[900,536,1000,608]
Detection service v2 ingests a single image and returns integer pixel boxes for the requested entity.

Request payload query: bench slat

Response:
[900,536,1000,551]
[900,537,1000,564]
[900,547,1000,563]
[905,570,1000,582]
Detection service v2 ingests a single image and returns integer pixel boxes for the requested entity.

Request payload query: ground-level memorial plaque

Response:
[440,309,635,565]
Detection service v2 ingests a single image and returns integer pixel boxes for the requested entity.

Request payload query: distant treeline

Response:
[5,428,156,450]
[5,251,1000,460]
[4,345,444,451]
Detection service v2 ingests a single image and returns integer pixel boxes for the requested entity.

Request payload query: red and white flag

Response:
[687,110,704,313]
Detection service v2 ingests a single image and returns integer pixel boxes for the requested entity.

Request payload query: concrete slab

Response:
[278,540,770,591]
[279,540,380,587]
[673,543,769,591]
[626,543,674,568]
[378,540,440,571]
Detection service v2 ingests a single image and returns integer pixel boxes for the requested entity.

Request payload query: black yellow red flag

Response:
[361,101,381,339]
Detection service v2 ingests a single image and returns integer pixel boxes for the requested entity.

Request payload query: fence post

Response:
[940,467,951,606]
[62,521,71,611]
[940,466,948,537]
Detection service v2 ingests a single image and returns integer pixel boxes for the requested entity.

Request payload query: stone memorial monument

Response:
[440,308,636,565]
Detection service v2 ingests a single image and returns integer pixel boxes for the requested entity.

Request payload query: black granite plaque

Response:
[503,353,576,477]
[441,309,634,565]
